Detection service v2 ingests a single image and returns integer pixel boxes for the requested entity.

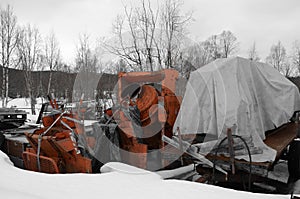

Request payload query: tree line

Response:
[1,0,300,113]
[0,5,64,110]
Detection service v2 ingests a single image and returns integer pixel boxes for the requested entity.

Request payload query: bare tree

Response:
[266,41,295,77]
[0,5,19,107]
[59,63,72,73]
[44,31,60,94]
[104,9,143,71]
[103,0,192,72]
[74,33,100,101]
[161,0,192,68]
[17,24,42,115]
[75,33,97,73]
[199,31,239,61]
[266,41,287,73]
[204,35,221,61]
[94,37,108,73]
[183,42,211,70]
[248,42,260,62]
[180,30,239,77]
[136,0,158,71]
[282,61,295,77]
[103,0,159,72]
[219,30,238,58]
[199,41,215,65]
[291,40,300,74]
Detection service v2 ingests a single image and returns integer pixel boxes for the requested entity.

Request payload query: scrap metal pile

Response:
[22,96,92,173]
[16,69,182,173]
[2,57,300,194]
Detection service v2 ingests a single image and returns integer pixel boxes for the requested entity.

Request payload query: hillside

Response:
[0,67,118,99]
[1,67,300,100]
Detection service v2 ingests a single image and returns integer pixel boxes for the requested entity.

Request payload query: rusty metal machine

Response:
[22,96,92,173]
[21,69,181,173]
[112,69,181,169]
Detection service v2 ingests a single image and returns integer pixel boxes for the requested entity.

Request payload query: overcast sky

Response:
[1,0,300,64]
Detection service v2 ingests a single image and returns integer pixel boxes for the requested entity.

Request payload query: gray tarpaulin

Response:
[174,57,300,162]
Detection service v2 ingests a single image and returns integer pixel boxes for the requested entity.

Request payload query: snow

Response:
[6,97,46,123]
[7,97,45,110]
[0,151,291,199]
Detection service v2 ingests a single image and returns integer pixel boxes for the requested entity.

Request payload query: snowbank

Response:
[0,151,289,199]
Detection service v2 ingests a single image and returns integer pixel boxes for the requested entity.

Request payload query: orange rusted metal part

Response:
[136,85,159,126]
[118,70,165,83]
[119,131,148,169]
[116,69,181,169]
[42,113,79,129]
[23,112,92,173]
[23,151,60,174]
[42,115,54,127]
[161,69,178,96]
[164,95,182,138]
[104,108,113,117]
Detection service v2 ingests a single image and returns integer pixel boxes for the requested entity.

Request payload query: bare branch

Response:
[0,5,19,107]
[248,42,260,62]
[17,24,42,114]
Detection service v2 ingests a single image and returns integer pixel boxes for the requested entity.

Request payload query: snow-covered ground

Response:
[0,151,291,199]
[6,97,45,123]
[3,97,109,123]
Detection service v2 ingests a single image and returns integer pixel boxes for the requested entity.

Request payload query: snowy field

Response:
[5,97,45,123]
[3,97,111,123]
[0,151,292,199]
